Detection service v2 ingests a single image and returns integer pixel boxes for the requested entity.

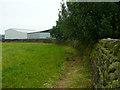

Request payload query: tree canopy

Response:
[50,2,120,45]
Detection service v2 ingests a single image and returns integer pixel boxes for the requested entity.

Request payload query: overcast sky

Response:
[0,0,62,34]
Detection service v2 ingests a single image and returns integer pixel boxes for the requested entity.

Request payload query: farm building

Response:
[39,30,51,39]
[0,34,5,39]
[5,28,51,39]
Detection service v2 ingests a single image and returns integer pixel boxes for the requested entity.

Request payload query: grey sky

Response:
[0,0,62,34]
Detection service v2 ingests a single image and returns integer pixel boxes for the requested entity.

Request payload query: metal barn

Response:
[5,29,51,39]
[5,29,40,39]
[39,30,51,39]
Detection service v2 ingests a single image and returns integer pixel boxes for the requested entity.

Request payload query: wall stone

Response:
[90,38,120,88]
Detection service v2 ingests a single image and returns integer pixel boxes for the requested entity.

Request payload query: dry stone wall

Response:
[90,38,120,88]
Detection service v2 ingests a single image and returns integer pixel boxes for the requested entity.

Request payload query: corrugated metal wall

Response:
[5,29,27,39]
[39,33,51,39]
[27,33,40,39]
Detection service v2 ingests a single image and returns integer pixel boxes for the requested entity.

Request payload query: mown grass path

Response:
[54,47,93,88]
[2,43,92,88]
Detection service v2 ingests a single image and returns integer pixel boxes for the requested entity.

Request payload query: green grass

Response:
[61,47,93,88]
[2,43,92,88]
[2,43,66,88]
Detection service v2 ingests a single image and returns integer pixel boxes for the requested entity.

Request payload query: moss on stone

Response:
[90,38,120,88]
[108,62,120,73]
[113,44,120,56]
[112,80,119,88]
[109,73,117,81]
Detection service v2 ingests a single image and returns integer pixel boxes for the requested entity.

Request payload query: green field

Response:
[2,43,66,88]
[2,43,92,88]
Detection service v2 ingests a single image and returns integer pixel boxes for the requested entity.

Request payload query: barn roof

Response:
[6,28,50,34]
[40,30,50,33]
[6,28,39,33]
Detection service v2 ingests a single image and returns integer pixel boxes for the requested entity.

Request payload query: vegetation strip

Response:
[54,47,92,88]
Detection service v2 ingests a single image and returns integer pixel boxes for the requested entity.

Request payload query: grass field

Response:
[2,43,92,88]
[2,43,66,88]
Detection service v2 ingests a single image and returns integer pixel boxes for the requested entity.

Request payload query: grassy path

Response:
[54,47,93,88]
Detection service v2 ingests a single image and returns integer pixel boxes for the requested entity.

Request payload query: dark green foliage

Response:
[50,2,120,45]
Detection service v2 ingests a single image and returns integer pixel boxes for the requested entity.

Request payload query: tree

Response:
[50,2,120,45]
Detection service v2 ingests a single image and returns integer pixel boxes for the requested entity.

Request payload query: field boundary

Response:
[2,39,55,43]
